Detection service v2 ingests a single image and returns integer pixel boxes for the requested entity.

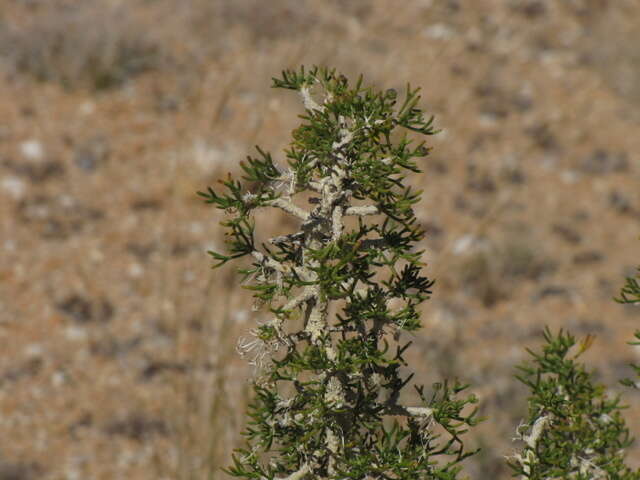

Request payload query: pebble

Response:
[452,234,482,255]
[19,139,44,160]
[65,326,88,342]
[234,310,249,324]
[560,170,579,184]
[128,263,144,278]
[51,371,66,388]
[189,222,204,235]
[24,343,44,358]
[0,175,26,199]
[580,150,628,175]
[78,101,95,116]
[422,23,455,40]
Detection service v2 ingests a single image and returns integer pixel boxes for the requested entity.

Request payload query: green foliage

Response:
[616,254,640,391]
[616,264,640,306]
[509,328,639,479]
[620,331,640,391]
[202,66,480,479]
[203,65,640,479]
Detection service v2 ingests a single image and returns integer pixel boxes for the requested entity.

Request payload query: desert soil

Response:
[1,1,640,478]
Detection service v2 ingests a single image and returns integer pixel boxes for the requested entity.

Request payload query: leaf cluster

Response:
[202,65,640,480]
[510,328,639,479]
[203,66,480,479]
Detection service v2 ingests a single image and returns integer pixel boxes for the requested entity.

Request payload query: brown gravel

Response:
[1,1,640,478]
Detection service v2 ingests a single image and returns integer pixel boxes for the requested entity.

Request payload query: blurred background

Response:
[1,0,639,478]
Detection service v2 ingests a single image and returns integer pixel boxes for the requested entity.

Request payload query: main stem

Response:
[299,113,353,477]
[248,83,434,480]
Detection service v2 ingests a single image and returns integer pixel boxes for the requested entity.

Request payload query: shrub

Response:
[508,328,636,479]
[0,4,163,90]
[201,66,640,479]
[617,262,640,391]
[617,264,640,307]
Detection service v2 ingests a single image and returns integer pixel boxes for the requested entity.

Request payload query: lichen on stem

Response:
[200,66,480,480]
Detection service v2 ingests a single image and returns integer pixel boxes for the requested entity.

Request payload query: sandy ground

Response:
[1,1,640,478]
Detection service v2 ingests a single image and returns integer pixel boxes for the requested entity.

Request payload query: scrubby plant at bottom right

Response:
[508,327,638,479]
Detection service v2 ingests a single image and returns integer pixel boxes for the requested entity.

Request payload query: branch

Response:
[379,403,434,418]
[345,205,379,216]
[300,85,323,112]
[308,180,323,192]
[264,464,310,480]
[270,232,305,246]
[251,250,311,281]
[332,128,354,151]
[331,205,343,242]
[508,414,552,478]
[404,406,434,417]
[359,238,388,250]
[265,198,310,221]
[523,414,551,450]
[251,250,289,274]
[284,287,316,312]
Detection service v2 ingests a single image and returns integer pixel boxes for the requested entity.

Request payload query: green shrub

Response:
[509,328,636,479]
[202,66,640,479]
[617,261,640,392]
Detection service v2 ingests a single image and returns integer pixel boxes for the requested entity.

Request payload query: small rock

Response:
[51,370,67,388]
[65,326,87,342]
[573,250,604,265]
[89,248,104,263]
[561,170,579,184]
[0,461,42,480]
[421,220,445,240]
[126,243,156,261]
[19,139,43,160]
[1,176,26,199]
[532,285,570,302]
[1,358,42,385]
[500,165,526,184]
[56,294,114,323]
[74,137,109,172]
[580,149,628,174]
[510,0,546,17]
[234,309,249,323]
[16,194,104,239]
[511,92,533,112]
[428,158,448,175]
[551,223,582,244]
[156,95,179,113]
[573,209,590,221]
[131,198,163,210]
[188,221,204,235]
[128,263,144,278]
[524,123,558,151]
[467,173,496,194]
[452,234,485,255]
[171,242,192,256]
[78,101,95,116]
[609,190,633,214]
[446,0,460,11]
[24,344,44,358]
[104,413,167,441]
[567,317,606,334]
[140,361,187,380]
[89,336,141,358]
[4,239,16,252]
[422,23,455,40]
[16,160,65,183]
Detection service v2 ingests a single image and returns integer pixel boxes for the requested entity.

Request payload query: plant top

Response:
[200,66,480,479]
